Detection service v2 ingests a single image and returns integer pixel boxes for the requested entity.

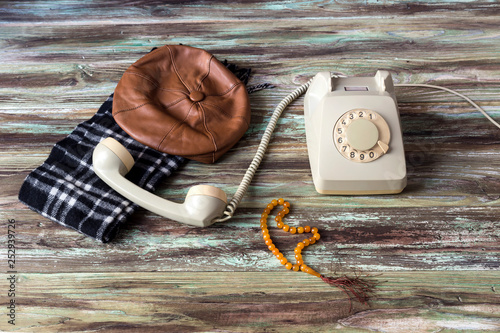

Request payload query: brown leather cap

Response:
[112,45,250,163]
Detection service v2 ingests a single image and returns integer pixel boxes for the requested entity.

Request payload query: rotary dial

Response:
[333,109,390,163]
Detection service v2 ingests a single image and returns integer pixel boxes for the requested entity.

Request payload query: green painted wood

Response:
[0,0,499,331]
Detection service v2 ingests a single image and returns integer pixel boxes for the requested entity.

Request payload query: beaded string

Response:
[260,198,375,307]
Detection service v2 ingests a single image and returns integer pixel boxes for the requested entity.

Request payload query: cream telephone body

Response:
[304,70,407,194]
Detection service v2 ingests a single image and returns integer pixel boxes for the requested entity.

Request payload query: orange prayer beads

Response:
[259,198,375,308]
[260,198,322,278]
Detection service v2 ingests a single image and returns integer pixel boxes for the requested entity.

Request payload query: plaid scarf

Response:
[19,94,185,242]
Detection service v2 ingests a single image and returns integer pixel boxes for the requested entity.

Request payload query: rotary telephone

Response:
[304,70,406,194]
[93,70,499,227]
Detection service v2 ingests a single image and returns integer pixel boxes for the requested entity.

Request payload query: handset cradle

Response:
[92,137,227,227]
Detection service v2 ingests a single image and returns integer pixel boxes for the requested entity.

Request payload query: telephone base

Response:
[313,178,407,195]
[304,70,407,195]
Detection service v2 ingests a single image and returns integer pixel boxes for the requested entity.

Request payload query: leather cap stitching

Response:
[197,55,213,92]
[157,102,196,151]
[167,45,192,93]
[200,101,250,128]
[199,102,218,163]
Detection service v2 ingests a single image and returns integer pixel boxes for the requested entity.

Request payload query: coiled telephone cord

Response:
[214,79,313,222]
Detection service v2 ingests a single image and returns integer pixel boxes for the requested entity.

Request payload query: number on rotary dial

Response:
[333,109,391,163]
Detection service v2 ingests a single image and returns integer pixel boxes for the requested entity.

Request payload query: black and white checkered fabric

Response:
[19,94,185,242]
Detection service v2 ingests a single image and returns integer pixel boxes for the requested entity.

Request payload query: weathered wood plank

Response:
[1,0,499,331]
[1,205,498,273]
[3,271,499,332]
[1,0,500,23]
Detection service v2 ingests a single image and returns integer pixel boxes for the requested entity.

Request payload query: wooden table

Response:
[1,1,499,332]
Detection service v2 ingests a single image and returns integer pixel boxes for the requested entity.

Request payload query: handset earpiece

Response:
[92,137,227,227]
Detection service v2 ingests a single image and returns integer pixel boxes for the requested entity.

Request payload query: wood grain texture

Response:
[9,272,500,332]
[1,0,499,331]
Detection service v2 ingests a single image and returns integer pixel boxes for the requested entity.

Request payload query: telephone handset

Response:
[92,81,310,227]
[92,137,228,227]
[304,70,407,194]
